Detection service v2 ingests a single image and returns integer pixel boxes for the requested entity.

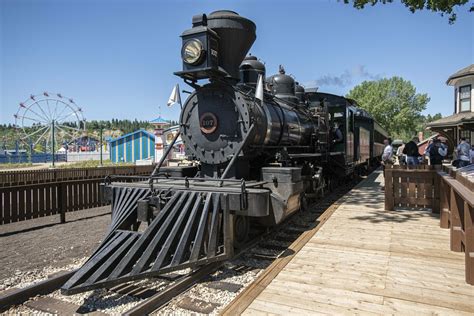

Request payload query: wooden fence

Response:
[0,179,107,225]
[0,165,154,186]
[385,164,474,285]
[384,165,441,212]
[0,165,155,225]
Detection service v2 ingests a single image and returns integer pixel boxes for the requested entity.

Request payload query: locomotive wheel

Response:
[233,215,250,249]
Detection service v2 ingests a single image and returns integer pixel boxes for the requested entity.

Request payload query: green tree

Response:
[346,76,430,140]
[416,112,442,139]
[343,0,473,23]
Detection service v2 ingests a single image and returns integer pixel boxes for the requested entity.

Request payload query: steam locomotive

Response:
[61,10,388,294]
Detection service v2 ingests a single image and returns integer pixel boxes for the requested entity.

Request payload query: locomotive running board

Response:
[61,186,233,294]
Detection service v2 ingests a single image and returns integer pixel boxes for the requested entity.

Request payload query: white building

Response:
[450,64,474,114]
[427,64,474,150]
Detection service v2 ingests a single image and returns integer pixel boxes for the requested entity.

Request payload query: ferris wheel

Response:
[14,92,86,151]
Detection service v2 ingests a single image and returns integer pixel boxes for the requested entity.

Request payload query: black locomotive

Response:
[62,10,388,294]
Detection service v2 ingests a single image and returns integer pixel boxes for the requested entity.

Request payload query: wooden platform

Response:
[243,171,474,315]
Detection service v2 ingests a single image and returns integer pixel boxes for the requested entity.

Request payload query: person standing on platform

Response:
[382,138,393,165]
[457,138,471,168]
[396,142,406,165]
[429,138,447,166]
[470,144,474,164]
[424,139,433,163]
[403,137,420,166]
[381,138,393,191]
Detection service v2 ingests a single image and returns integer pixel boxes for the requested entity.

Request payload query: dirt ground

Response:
[0,206,111,282]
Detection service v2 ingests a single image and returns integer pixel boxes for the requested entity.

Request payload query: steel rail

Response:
[122,262,222,316]
[122,223,269,316]
[0,270,76,312]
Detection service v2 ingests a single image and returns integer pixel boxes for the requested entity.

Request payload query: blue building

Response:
[109,129,155,163]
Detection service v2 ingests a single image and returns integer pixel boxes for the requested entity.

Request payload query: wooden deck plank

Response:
[383,282,474,312]
[253,290,383,316]
[244,299,329,316]
[242,170,474,315]
[243,307,278,316]
[382,297,474,316]
[268,278,387,307]
[385,274,474,296]
[275,270,387,292]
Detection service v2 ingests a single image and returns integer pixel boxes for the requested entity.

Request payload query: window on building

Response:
[460,130,470,143]
[459,85,471,112]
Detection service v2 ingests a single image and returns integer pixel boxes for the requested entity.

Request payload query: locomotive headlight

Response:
[182,39,204,65]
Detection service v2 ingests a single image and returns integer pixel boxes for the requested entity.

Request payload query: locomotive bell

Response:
[175,10,256,81]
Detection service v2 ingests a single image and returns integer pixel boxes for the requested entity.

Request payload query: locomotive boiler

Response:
[61,10,387,295]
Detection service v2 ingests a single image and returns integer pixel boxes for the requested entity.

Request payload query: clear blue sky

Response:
[1,0,473,125]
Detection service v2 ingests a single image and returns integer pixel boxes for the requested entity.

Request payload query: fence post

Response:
[59,182,67,223]
[384,167,394,211]
[450,187,463,252]
[440,178,450,228]
[465,201,473,285]
[432,170,440,214]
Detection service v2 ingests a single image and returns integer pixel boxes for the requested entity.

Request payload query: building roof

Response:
[417,133,439,146]
[426,112,474,128]
[150,116,170,124]
[109,129,155,144]
[446,64,474,85]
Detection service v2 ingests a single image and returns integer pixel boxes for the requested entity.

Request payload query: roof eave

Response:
[446,73,474,85]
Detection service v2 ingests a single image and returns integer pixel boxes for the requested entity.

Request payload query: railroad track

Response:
[0,176,361,315]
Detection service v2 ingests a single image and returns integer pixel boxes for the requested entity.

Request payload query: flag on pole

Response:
[167,84,182,107]
[255,74,264,104]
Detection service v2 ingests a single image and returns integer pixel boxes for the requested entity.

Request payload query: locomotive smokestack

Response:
[207,10,256,79]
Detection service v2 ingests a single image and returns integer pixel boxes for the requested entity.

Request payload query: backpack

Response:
[438,145,447,157]
[429,144,442,161]
[404,141,419,157]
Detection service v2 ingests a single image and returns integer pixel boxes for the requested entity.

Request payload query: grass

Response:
[0,162,34,170]
[56,160,135,169]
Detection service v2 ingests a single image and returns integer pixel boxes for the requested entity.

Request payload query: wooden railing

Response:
[385,164,474,285]
[384,165,441,212]
[438,165,474,285]
[0,165,154,186]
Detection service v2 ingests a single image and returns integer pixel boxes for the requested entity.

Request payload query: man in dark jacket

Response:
[429,138,447,165]
[403,137,420,166]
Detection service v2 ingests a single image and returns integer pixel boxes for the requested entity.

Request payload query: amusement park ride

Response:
[13,92,86,165]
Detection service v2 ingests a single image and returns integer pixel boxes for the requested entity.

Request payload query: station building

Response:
[427,64,474,151]
[109,129,156,163]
